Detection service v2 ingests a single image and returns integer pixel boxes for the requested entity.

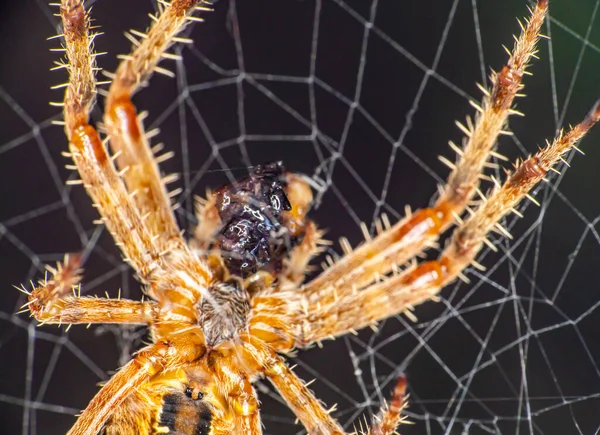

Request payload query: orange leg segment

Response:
[368,376,408,435]
[299,101,600,346]
[104,96,184,253]
[301,0,548,308]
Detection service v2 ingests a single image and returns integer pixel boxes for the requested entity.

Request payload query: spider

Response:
[20,0,600,434]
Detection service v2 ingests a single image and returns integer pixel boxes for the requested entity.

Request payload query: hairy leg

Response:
[234,390,263,435]
[262,351,346,435]
[262,349,408,435]
[58,0,163,278]
[368,376,408,435]
[28,295,157,326]
[300,0,548,306]
[55,0,212,314]
[281,221,329,289]
[298,102,600,345]
[104,0,211,252]
[235,413,262,435]
[193,189,221,250]
[21,253,157,326]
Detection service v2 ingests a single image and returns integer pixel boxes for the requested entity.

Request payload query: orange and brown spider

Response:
[19,0,600,434]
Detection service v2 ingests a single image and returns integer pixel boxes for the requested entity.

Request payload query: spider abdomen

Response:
[155,392,212,435]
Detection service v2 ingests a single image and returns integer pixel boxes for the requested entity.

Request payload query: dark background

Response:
[2,0,600,434]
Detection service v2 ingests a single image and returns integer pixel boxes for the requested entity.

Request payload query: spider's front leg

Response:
[263,352,345,434]
[297,102,600,346]
[236,335,406,435]
[104,0,211,253]
[55,0,213,314]
[300,0,548,305]
[367,376,408,435]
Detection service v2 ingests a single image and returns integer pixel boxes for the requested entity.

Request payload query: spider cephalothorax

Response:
[199,281,249,346]
[21,1,600,434]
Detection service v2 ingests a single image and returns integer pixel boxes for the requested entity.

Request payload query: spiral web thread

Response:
[1,0,600,434]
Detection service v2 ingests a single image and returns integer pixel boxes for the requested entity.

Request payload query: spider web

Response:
[1,0,600,433]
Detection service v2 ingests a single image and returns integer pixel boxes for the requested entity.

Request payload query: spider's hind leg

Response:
[259,347,408,435]
[57,0,163,277]
[365,376,408,435]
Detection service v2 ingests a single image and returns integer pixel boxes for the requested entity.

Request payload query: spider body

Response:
[21,1,600,434]
[198,281,249,346]
[157,391,212,435]
[103,365,220,435]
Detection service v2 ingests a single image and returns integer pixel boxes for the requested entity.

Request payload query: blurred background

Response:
[1,0,600,433]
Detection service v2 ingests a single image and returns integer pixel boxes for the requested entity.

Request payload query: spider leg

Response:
[278,174,328,287]
[205,345,263,434]
[58,0,163,278]
[236,413,262,435]
[56,1,212,316]
[28,295,157,326]
[22,253,158,326]
[366,376,408,435]
[281,221,328,287]
[300,0,548,304]
[298,102,600,346]
[262,351,346,435]
[234,393,263,435]
[192,189,221,251]
[261,347,408,435]
[104,0,211,252]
